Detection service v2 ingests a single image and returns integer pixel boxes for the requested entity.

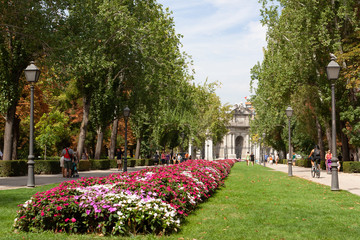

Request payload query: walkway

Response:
[0,166,147,190]
[265,163,360,196]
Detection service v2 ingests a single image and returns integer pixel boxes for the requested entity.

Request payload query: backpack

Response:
[64,148,71,159]
[314,148,320,159]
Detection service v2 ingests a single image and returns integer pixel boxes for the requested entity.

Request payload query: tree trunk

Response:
[316,117,324,160]
[76,96,91,160]
[109,118,119,159]
[325,123,332,152]
[94,125,104,160]
[135,137,141,159]
[3,101,17,160]
[340,120,350,161]
[11,115,20,160]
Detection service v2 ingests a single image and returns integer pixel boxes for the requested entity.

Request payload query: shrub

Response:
[145,158,153,166]
[34,160,61,174]
[0,160,27,177]
[110,159,117,168]
[78,160,91,171]
[343,161,360,173]
[89,159,110,170]
[134,159,145,166]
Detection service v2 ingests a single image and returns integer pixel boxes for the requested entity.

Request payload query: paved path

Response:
[0,167,148,190]
[265,163,360,196]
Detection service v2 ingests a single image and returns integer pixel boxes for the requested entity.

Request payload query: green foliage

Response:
[34,161,61,174]
[0,160,27,177]
[35,110,71,157]
[78,160,91,171]
[89,159,110,170]
[343,161,360,173]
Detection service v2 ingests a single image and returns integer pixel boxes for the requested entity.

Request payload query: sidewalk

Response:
[265,163,360,196]
[0,166,148,190]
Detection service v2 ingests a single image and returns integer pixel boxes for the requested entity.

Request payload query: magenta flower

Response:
[65,218,69,222]
[71,218,76,223]
[41,211,44,216]
[56,206,62,211]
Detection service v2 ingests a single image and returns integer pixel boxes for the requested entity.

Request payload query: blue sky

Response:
[157,0,267,105]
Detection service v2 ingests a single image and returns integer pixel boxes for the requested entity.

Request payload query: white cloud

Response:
[157,0,267,105]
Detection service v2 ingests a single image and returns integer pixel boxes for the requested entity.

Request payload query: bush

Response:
[34,160,61,174]
[89,159,110,170]
[0,160,27,177]
[134,159,145,166]
[343,161,360,173]
[295,159,312,168]
[78,160,91,171]
[110,159,117,168]
[145,158,153,166]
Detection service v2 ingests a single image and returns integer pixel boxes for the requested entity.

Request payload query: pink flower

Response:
[56,206,62,211]
[71,218,76,222]
[41,211,44,216]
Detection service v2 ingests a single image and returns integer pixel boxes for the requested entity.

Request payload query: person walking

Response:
[154,151,159,166]
[275,154,279,165]
[116,148,123,171]
[246,152,250,166]
[161,152,166,166]
[325,150,332,174]
[61,144,74,178]
[59,155,65,177]
[250,152,255,166]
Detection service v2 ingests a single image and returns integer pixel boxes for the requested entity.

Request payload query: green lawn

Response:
[1,163,360,239]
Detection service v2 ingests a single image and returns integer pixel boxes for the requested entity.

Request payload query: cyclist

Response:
[309,145,321,170]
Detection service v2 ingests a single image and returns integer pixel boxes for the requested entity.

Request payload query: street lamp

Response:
[326,55,341,191]
[285,106,294,176]
[123,106,130,172]
[262,133,266,166]
[24,61,41,187]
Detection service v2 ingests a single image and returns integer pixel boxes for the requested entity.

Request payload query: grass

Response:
[1,162,360,239]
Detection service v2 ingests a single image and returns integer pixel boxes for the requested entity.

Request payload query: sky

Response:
[157,0,267,106]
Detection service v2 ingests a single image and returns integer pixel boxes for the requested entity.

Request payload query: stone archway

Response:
[235,136,243,159]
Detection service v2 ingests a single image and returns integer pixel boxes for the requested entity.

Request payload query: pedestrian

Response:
[250,152,254,166]
[154,151,159,166]
[292,152,296,166]
[59,155,65,177]
[161,152,166,166]
[325,150,332,173]
[116,148,122,171]
[61,144,74,178]
[166,152,170,165]
[275,154,279,165]
[177,153,182,163]
[185,152,189,161]
[245,152,250,166]
[269,155,273,165]
[309,145,321,170]
[81,151,88,160]
[0,149,2,160]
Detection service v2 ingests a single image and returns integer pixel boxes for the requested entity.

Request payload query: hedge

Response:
[89,159,111,170]
[0,160,61,177]
[343,161,360,173]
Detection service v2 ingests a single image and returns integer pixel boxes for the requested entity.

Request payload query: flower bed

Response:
[14,159,235,236]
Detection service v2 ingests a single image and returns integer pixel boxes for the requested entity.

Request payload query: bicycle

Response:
[311,161,320,178]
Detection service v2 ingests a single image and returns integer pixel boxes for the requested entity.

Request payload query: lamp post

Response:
[262,133,266,166]
[24,61,41,187]
[123,106,130,172]
[285,106,294,176]
[326,55,341,191]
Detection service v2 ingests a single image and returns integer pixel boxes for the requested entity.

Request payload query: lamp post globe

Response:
[123,106,130,172]
[326,56,340,191]
[24,61,41,187]
[286,106,293,176]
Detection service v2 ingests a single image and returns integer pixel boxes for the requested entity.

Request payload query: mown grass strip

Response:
[1,162,360,239]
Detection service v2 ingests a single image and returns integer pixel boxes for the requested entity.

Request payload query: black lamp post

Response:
[285,106,294,176]
[123,106,130,172]
[326,55,341,191]
[262,133,266,166]
[24,61,41,187]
